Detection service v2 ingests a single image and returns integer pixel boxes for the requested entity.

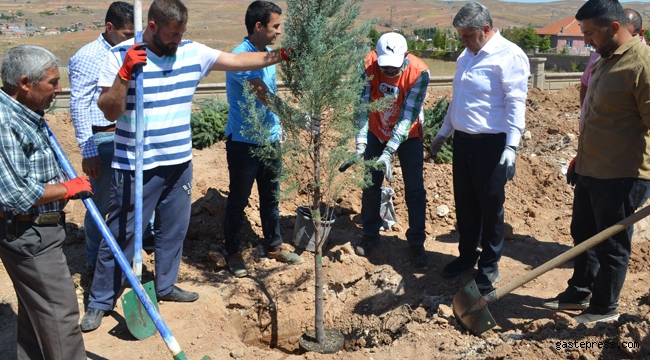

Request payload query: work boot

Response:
[157,285,199,302]
[268,244,304,264]
[542,288,591,311]
[355,235,380,257]
[80,308,106,332]
[227,253,249,278]
[410,245,428,268]
[442,251,480,279]
[573,308,619,324]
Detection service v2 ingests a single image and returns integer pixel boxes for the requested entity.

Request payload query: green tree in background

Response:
[501,24,547,53]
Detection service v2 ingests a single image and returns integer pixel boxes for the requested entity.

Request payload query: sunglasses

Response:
[380,65,402,71]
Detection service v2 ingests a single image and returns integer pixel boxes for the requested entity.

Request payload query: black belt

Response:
[455,130,505,139]
[0,212,62,225]
[1,211,62,240]
[92,124,116,132]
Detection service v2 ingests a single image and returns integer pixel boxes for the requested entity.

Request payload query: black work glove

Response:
[566,156,578,186]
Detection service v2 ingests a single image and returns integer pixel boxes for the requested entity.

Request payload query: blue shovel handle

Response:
[43,122,189,360]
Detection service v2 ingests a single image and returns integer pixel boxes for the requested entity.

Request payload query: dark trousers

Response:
[0,223,86,360]
[361,132,426,246]
[224,140,282,255]
[568,176,650,313]
[89,161,192,310]
[452,132,507,274]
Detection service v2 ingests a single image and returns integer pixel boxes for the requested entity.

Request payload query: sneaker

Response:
[574,308,619,324]
[268,245,304,264]
[541,289,591,311]
[80,308,106,332]
[475,268,501,291]
[157,285,199,302]
[442,251,479,279]
[355,235,380,257]
[228,253,249,278]
[410,245,429,268]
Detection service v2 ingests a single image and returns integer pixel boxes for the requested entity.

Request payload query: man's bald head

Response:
[624,8,643,37]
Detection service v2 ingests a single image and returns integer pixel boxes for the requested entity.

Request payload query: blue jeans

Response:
[84,132,154,271]
[361,132,426,246]
[89,161,193,310]
[84,132,117,271]
[224,139,282,255]
[568,176,650,313]
[452,132,507,274]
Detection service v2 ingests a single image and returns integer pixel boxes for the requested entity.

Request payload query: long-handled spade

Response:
[118,0,159,340]
[453,204,650,336]
[43,122,197,359]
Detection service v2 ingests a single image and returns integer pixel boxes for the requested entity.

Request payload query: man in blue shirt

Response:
[224,0,303,278]
[0,45,93,360]
[68,1,143,276]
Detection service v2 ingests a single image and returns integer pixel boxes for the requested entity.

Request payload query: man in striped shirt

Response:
[0,45,92,360]
[350,32,430,268]
[81,0,287,332]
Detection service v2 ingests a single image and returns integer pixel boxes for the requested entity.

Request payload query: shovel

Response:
[118,2,159,340]
[453,204,650,336]
[44,122,194,359]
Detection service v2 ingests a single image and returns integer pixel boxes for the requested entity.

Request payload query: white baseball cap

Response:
[376,32,407,67]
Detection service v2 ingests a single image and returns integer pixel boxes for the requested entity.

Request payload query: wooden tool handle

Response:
[494,204,650,299]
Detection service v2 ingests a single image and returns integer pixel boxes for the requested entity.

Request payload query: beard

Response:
[596,27,617,59]
[152,31,178,57]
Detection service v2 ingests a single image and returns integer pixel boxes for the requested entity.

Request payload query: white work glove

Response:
[303,114,321,134]
[279,127,287,143]
[376,151,394,183]
[339,143,366,172]
[429,134,449,158]
[499,145,517,181]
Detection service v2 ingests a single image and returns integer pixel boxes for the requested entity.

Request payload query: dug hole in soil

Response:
[1,85,650,359]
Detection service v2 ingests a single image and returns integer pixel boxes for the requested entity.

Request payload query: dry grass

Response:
[2,0,598,86]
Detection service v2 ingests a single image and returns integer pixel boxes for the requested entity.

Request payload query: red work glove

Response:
[566,156,578,186]
[118,42,148,81]
[280,47,292,61]
[61,177,93,200]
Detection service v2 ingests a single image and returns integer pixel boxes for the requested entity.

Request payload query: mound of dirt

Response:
[1,85,649,359]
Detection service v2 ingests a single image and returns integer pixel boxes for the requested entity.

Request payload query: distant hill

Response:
[3,0,650,64]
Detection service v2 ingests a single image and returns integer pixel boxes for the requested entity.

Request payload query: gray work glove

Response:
[339,143,366,172]
[499,145,517,181]
[429,134,449,158]
[303,114,321,134]
[376,151,394,183]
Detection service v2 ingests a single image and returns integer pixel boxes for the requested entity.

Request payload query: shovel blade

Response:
[121,280,159,340]
[452,280,497,336]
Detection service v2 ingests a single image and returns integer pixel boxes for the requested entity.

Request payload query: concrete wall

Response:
[415,50,591,72]
[52,58,580,112]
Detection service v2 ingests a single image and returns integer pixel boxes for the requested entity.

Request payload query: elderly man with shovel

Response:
[0,45,92,360]
[81,0,287,332]
[542,0,650,324]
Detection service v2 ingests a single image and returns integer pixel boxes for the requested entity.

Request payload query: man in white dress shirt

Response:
[429,1,530,291]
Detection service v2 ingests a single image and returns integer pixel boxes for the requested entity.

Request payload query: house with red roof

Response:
[537,16,589,55]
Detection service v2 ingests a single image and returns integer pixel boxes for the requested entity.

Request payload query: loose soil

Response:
[1,85,650,359]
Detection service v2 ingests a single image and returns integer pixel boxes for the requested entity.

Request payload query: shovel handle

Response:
[44,122,188,359]
[494,204,650,300]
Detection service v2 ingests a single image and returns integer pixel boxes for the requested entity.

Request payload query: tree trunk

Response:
[313,131,325,343]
